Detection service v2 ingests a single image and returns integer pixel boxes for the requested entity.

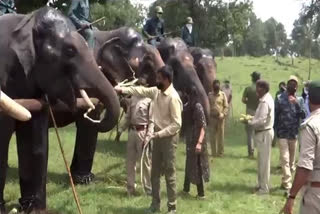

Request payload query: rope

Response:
[45,95,83,214]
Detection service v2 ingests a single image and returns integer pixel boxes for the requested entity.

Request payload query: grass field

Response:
[5,56,320,214]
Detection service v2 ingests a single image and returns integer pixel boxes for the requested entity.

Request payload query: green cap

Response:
[308,80,320,104]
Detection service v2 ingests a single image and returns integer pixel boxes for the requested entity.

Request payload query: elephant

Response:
[156,38,210,140]
[157,37,210,119]
[0,7,120,213]
[51,27,163,185]
[189,47,217,94]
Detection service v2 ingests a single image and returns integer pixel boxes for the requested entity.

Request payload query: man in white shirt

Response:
[248,80,274,195]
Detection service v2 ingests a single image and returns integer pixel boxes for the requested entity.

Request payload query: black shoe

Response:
[72,172,95,185]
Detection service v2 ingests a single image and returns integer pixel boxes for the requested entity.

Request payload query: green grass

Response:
[5,56,320,214]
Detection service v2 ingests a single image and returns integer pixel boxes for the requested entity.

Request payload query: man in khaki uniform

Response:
[242,71,260,158]
[115,65,182,214]
[248,80,274,195]
[117,95,153,196]
[281,81,320,214]
[208,80,229,157]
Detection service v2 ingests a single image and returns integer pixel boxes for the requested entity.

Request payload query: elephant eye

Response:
[64,46,77,58]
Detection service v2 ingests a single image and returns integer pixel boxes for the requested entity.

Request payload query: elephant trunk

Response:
[198,85,210,121]
[0,90,32,121]
[77,55,120,133]
[93,75,120,132]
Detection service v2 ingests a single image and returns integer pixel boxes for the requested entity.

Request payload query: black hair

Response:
[309,86,320,105]
[279,81,286,87]
[157,65,173,83]
[256,80,270,92]
[213,79,220,85]
[251,72,261,83]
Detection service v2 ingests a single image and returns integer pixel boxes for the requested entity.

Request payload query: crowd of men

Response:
[1,1,320,214]
[241,72,320,214]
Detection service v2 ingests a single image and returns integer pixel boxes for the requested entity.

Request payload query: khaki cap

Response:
[186,17,193,24]
[288,75,299,84]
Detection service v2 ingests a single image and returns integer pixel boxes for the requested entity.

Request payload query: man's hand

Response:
[80,22,91,30]
[114,85,122,93]
[280,198,294,214]
[195,142,202,154]
[219,113,224,120]
[288,95,297,104]
[151,132,159,139]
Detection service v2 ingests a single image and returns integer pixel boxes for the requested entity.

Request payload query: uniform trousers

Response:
[151,134,178,211]
[255,129,273,193]
[278,138,297,189]
[209,118,225,156]
[300,186,320,214]
[126,129,152,194]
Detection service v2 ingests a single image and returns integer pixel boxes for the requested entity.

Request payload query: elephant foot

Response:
[0,201,5,214]
[18,196,44,214]
[72,172,95,185]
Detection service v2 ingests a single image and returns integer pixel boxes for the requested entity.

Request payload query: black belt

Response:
[255,128,271,133]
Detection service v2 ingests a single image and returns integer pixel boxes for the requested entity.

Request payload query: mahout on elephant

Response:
[0,6,120,213]
[189,47,216,94]
[0,0,16,15]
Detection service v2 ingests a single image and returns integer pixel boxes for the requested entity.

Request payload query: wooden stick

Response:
[46,96,83,214]
[77,16,106,32]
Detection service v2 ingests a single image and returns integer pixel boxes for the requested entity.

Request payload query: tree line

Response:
[14,0,320,59]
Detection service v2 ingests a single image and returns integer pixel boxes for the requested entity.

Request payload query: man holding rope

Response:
[116,93,154,197]
[115,65,182,214]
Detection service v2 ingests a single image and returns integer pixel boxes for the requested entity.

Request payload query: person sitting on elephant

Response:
[0,0,16,15]
[143,6,165,46]
[181,17,195,47]
[68,0,94,49]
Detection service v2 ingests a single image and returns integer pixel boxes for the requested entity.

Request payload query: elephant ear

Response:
[9,13,36,77]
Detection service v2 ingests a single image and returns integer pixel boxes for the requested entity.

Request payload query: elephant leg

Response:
[0,115,15,213]
[16,109,49,212]
[70,115,98,184]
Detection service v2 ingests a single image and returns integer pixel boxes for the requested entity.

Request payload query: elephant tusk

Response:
[0,91,32,121]
[80,89,95,110]
[83,108,103,124]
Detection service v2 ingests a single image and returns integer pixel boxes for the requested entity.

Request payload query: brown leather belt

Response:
[311,182,320,188]
[130,124,147,131]
[255,128,271,133]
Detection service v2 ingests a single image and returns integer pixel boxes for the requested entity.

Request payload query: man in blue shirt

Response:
[275,75,307,192]
[68,0,94,49]
[143,6,165,46]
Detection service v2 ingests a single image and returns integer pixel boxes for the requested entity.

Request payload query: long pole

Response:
[46,96,83,214]
[308,40,312,80]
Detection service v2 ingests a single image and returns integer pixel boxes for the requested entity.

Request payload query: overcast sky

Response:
[130,0,309,36]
